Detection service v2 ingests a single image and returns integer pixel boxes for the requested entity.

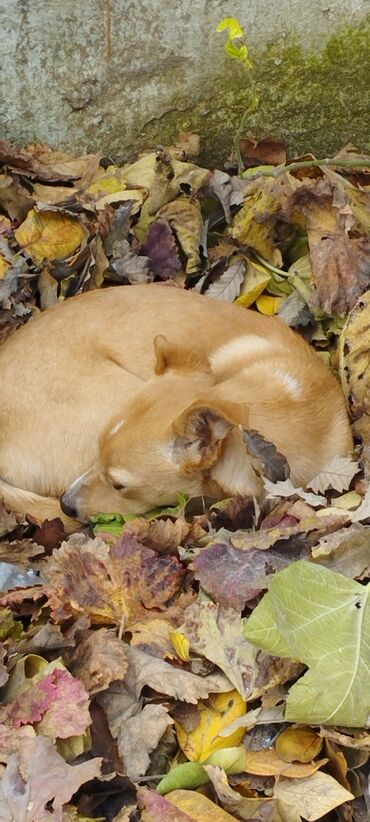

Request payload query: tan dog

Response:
[0,285,352,528]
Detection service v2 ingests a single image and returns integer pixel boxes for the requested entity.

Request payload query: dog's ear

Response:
[154,334,210,375]
[172,400,245,471]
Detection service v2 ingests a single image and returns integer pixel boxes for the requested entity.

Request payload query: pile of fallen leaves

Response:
[0,135,369,821]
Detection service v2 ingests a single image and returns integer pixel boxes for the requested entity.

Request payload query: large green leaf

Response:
[244,560,370,727]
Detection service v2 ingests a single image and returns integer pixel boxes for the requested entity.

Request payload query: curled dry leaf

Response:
[126,516,204,554]
[204,764,275,821]
[117,703,173,777]
[124,645,233,703]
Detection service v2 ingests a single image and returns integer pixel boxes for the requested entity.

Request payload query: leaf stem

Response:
[244,157,370,181]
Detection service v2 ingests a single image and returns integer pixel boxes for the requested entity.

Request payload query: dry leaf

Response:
[308,457,359,494]
[263,478,326,507]
[14,209,87,263]
[166,788,239,821]
[45,533,185,628]
[243,748,327,778]
[0,733,101,822]
[275,727,323,763]
[274,771,354,821]
[205,764,276,820]
[205,260,245,302]
[158,197,203,273]
[124,645,232,703]
[117,703,173,777]
[182,601,257,698]
[69,628,128,693]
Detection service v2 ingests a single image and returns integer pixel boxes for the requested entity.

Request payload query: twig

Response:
[244,157,370,181]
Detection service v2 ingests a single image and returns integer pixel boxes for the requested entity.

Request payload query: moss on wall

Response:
[129,21,370,166]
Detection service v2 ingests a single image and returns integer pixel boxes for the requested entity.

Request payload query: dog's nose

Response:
[60,493,78,519]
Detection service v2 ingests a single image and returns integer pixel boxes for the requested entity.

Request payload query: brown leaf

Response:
[240,135,286,166]
[191,541,308,608]
[0,139,100,184]
[243,430,290,482]
[44,532,185,628]
[204,259,245,302]
[126,517,205,555]
[69,628,128,694]
[309,231,370,316]
[209,496,255,532]
[139,219,182,280]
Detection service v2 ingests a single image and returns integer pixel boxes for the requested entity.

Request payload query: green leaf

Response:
[157,761,209,795]
[91,493,189,535]
[244,560,370,727]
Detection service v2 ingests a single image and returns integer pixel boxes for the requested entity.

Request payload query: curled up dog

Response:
[0,285,352,530]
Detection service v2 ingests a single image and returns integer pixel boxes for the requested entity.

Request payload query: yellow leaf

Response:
[167,789,238,821]
[256,294,283,315]
[170,631,190,661]
[275,727,323,763]
[95,188,145,213]
[333,490,362,510]
[235,260,271,307]
[274,771,354,821]
[231,188,282,264]
[86,165,127,196]
[175,690,246,763]
[0,255,10,279]
[244,748,328,777]
[0,215,11,229]
[14,209,86,263]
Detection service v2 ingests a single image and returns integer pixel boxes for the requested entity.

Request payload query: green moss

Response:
[129,20,370,166]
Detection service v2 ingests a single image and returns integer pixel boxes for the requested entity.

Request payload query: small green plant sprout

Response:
[216,17,253,69]
[216,17,259,173]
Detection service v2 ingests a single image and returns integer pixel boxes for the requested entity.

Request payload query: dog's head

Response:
[60,335,261,521]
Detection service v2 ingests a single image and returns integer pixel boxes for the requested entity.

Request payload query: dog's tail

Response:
[0,478,77,533]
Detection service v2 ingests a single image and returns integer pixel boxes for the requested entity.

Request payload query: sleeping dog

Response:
[0,285,352,529]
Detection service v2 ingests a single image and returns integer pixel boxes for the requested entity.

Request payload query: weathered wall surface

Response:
[1,0,369,163]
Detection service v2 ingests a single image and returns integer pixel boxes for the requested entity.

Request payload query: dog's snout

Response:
[60,493,78,519]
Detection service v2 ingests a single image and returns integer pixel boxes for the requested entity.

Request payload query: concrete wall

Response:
[1,1,369,162]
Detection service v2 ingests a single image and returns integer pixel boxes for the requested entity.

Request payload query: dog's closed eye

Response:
[106,469,135,492]
[111,480,126,491]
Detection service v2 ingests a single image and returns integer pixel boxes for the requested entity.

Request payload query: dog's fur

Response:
[0,284,352,529]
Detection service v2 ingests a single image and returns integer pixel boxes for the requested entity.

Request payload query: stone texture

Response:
[0,0,369,162]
